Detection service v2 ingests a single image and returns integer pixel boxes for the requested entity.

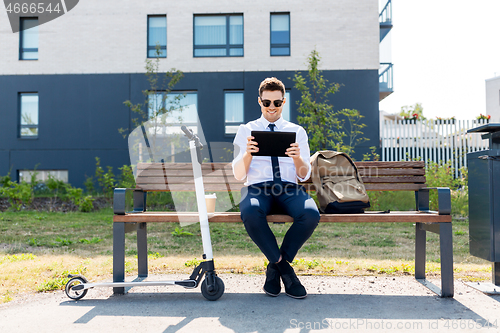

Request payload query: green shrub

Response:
[426,161,468,216]
[0,174,11,187]
[83,175,95,195]
[0,178,33,211]
[46,175,67,198]
[79,195,95,212]
[117,165,136,188]
[66,186,94,212]
[95,157,116,197]
[367,191,415,211]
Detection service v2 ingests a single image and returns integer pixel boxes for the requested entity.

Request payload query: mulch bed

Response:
[0,197,111,212]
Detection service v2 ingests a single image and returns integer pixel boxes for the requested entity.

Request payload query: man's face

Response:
[259,90,285,123]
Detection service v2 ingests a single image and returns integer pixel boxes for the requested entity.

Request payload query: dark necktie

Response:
[268,124,282,184]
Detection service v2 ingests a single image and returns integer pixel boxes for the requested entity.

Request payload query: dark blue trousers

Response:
[240,182,320,263]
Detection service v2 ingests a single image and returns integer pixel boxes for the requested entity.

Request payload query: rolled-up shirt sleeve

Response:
[296,126,312,182]
[232,125,248,181]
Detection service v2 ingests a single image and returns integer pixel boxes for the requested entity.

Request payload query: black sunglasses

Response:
[260,98,283,108]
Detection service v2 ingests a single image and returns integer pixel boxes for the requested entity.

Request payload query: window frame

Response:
[19,17,39,60]
[270,12,291,57]
[224,90,244,135]
[193,13,244,58]
[18,92,39,139]
[147,15,167,58]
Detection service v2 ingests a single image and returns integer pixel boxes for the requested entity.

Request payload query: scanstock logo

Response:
[4,0,79,33]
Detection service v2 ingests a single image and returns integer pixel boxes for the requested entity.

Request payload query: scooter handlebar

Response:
[181,125,204,164]
[181,125,195,140]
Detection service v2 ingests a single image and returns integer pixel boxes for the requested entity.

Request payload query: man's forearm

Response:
[234,152,253,180]
[293,156,309,180]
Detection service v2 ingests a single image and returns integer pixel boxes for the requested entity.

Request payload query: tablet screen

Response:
[251,131,296,157]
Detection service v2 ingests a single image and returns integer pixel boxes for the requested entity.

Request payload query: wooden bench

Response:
[113,161,454,297]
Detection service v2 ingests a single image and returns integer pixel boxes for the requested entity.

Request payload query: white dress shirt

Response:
[232,115,311,186]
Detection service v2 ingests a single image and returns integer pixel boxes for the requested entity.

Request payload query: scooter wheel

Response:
[65,276,88,300]
[201,276,224,301]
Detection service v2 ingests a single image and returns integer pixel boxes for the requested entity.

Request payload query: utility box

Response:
[467,123,500,290]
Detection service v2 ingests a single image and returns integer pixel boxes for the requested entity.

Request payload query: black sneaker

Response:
[276,260,307,299]
[263,262,281,296]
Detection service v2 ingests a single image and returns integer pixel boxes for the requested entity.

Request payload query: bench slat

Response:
[114,211,451,223]
[136,177,246,184]
[354,161,425,168]
[138,163,229,171]
[358,168,425,176]
[360,176,426,183]
[299,183,426,191]
[137,184,244,191]
[137,169,234,177]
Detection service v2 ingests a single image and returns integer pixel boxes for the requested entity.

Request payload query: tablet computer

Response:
[251,131,296,157]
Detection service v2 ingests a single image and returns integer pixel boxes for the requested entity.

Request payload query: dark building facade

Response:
[0,0,387,188]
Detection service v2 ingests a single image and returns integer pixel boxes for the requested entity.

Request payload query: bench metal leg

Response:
[137,222,148,277]
[113,222,125,294]
[415,222,454,297]
[439,222,454,297]
[494,262,500,286]
[415,222,426,279]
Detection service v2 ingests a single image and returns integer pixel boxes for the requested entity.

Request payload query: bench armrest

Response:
[417,187,451,215]
[113,188,146,215]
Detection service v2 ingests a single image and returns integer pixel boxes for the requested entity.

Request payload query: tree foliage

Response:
[119,44,184,137]
[293,49,370,156]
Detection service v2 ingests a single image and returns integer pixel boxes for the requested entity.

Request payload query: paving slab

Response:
[1,274,499,332]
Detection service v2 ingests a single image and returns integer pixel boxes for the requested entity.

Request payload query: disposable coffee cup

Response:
[205,193,217,215]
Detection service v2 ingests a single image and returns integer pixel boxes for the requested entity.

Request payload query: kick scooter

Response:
[64,126,224,301]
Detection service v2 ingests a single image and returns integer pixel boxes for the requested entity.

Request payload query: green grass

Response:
[0,201,486,304]
[0,209,478,264]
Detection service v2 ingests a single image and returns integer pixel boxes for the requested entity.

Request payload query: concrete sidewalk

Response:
[1,274,499,332]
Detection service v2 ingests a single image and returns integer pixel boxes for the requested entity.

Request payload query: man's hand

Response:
[246,136,259,154]
[287,143,309,179]
[285,142,301,160]
[233,136,257,180]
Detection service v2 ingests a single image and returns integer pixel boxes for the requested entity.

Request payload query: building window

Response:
[19,17,38,60]
[194,14,243,57]
[282,91,291,121]
[19,93,39,138]
[148,91,198,126]
[148,15,167,58]
[225,91,244,134]
[19,170,68,183]
[270,13,290,56]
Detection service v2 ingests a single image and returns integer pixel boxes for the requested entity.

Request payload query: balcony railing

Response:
[379,63,393,91]
[379,0,392,24]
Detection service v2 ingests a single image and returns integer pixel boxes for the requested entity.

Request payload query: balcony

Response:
[379,0,392,42]
[379,62,393,101]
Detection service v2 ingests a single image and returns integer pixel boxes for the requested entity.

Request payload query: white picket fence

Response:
[380,119,490,178]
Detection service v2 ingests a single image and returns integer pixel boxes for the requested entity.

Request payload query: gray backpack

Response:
[310,151,370,214]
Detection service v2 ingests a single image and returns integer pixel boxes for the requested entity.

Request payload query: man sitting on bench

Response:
[232,77,320,299]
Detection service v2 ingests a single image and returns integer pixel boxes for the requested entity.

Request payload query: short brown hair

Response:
[259,77,285,97]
